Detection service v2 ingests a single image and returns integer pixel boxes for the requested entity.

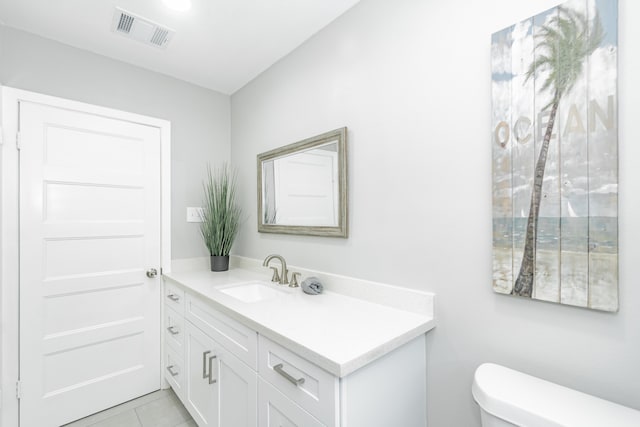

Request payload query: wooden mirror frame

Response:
[257,127,348,238]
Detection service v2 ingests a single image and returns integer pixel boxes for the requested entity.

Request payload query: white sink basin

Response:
[219,282,286,303]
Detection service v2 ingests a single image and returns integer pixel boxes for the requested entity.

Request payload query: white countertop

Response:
[163,260,435,377]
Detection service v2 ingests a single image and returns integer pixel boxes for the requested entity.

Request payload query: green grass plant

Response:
[200,163,242,256]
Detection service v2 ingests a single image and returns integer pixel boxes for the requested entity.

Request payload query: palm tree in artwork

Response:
[513,6,603,297]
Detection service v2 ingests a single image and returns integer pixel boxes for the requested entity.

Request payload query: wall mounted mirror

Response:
[257,127,347,237]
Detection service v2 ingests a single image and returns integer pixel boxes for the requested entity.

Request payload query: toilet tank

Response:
[472,363,640,427]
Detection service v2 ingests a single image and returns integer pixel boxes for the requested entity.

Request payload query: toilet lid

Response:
[472,363,640,427]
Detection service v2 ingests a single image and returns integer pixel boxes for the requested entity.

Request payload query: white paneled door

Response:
[274,150,338,226]
[19,101,162,427]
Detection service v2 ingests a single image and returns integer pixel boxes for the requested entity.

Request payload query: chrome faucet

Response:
[263,254,288,285]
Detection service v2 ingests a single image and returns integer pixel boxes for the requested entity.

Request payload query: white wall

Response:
[0,25,230,260]
[230,0,640,425]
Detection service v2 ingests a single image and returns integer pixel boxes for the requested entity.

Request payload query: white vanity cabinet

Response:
[163,275,430,427]
[164,283,258,427]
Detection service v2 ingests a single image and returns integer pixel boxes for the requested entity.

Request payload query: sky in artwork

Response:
[491,0,618,219]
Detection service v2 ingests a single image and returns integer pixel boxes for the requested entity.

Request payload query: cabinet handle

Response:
[166,326,179,335]
[208,355,218,384]
[273,363,305,386]
[166,365,179,377]
[167,294,180,302]
[202,351,211,379]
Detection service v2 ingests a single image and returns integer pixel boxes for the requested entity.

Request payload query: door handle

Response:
[146,268,158,278]
[202,350,211,379]
[273,363,305,386]
[208,355,218,384]
[166,365,179,377]
[166,326,179,335]
[167,294,180,302]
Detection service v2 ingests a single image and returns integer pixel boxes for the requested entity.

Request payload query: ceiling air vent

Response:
[116,13,134,33]
[111,8,175,49]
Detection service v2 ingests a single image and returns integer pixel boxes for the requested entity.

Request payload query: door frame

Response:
[0,86,172,426]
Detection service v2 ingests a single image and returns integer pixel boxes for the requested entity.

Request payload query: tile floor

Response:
[63,388,195,427]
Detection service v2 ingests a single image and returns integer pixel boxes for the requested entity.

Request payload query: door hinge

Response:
[16,132,21,150]
[15,380,22,399]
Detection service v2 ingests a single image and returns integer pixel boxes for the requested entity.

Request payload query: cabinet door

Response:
[258,378,324,427]
[185,321,257,427]
[218,341,257,427]
[185,322,219,426]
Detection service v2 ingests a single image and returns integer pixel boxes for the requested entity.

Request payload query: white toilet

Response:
[472,363,640,427]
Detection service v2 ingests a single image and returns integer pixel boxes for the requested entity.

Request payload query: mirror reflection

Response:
[257,127,347,237]
[262,141,338,226]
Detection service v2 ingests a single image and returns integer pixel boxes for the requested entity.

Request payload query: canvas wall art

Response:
[491,0,618,311]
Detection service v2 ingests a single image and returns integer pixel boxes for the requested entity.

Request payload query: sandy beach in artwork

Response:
[493,247,618,311]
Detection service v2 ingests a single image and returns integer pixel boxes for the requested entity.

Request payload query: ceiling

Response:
[0,0,360,94]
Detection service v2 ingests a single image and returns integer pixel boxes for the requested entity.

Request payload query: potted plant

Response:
[200,163,242,271]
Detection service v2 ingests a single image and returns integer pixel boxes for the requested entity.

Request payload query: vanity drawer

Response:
[258,378,325,427]
[185,293,258,370]
[164,280,185,314]
[164,345,185,400]
[164,306,184,353]
[258,336,338,427]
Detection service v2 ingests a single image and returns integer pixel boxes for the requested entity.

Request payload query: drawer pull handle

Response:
[167,326,179,335]
[202,351,211,379]
[166,365,179,377]
[208,355,218,385]
[274,363,305,386]
[167,294,180,302]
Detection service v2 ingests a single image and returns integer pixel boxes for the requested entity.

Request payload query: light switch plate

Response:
[186,207,204,223]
